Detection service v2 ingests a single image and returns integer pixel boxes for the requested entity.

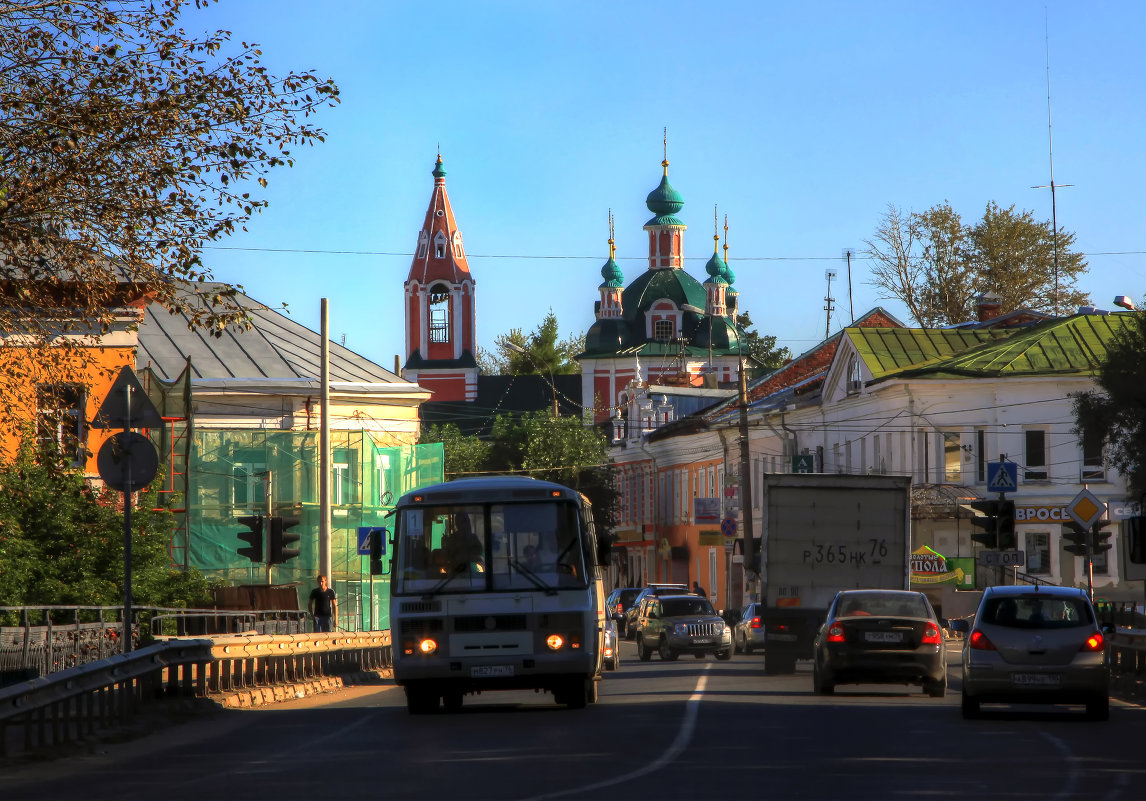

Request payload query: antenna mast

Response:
[1032,15,1073,315]
[824,268,837,340]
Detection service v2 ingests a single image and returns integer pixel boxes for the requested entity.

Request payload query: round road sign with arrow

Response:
[97,432,159,492]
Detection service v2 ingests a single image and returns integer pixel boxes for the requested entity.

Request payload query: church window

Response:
[435,244,445,258]
[653,319,674,341]
[429,284,451,343]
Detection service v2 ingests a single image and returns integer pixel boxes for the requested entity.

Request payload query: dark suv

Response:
[606,587,641,635]
[635,594,733,661]
[624,584,689,639]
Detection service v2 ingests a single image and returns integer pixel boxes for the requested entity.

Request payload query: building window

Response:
[1081,428,1106,482]
[36,383,86,465]
[943,432,961,483]
[232,461,266,511]
[1024,429,1048,481]
[653,319,674,341]
[332,448,357,507]
[1025,532,1051,575]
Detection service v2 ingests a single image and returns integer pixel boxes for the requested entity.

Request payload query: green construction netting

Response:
[187,430,444,631]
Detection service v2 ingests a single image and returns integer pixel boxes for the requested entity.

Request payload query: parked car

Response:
[606,587,642,636]
[602,618,620,671]
[624,584,689,639]
[635,594,733,661]
[958,585,1109,720]
[733,603,766,655]
[812,589,947,697]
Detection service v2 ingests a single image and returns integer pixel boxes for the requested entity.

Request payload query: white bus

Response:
[388,476,609,713]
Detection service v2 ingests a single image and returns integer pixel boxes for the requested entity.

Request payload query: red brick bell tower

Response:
[401,154,478,401]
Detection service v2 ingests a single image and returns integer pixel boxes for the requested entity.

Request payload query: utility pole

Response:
[823,269,837,340]
[738,348,754,595]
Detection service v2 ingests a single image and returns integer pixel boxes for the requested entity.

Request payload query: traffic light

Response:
[996,499,1016,550]
[236,514,264,563]
[966,499,1000,548]
[369,527,387,575]
[1062,521,1089,556]
[1093,527,1113,554]
[269,515,301,564]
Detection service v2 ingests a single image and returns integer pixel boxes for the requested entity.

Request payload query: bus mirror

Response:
[596,532,615,566]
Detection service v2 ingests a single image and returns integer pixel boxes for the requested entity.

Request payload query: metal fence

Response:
[0,606,309,686]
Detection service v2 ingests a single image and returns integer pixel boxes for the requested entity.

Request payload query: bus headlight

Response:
[546,634,565,650]
[418,638,438,655]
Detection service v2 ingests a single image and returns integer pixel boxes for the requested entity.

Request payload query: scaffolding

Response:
[137,364,445,632]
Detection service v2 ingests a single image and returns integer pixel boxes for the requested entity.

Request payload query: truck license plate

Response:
[471,665,514,678]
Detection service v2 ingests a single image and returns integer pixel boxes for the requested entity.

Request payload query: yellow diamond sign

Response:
[1068,489,1106,529]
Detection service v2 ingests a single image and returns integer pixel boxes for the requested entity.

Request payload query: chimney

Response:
[976,291,1002,323]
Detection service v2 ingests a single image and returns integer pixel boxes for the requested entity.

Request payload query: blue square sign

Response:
[986,462,1017,494]
[357,527,387,556]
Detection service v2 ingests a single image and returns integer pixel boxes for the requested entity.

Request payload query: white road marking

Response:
[523,665,711,801]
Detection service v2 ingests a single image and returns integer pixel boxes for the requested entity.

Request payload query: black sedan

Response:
[812,589,947,697]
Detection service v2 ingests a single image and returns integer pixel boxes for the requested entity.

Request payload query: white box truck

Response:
[759,473,912,674]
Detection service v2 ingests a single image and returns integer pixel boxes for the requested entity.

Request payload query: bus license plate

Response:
[471,665,514,678]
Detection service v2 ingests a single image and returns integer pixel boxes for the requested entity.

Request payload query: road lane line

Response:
[1040,730,1080,801]
[522,665,712,801]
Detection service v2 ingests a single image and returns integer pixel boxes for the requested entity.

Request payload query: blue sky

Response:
[189,1,1145,371]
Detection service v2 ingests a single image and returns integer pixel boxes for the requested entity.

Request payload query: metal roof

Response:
[858,312,1140,381]
[135,282,401,384]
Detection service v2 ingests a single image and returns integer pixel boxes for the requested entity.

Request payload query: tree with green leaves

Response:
[0,0,338,429]
[865,201,1088,326]
[476,310,583,376]
[0,435,213,611]
[419,411,617,539]
[1074,307,1146,497]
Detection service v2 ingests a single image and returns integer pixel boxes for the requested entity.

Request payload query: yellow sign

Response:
[698,529,724,546]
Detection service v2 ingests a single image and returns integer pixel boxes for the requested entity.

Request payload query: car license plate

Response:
[1012,672,1060,687]
[864,631,904,643]
[694,638,714,645]
[471,665,514,678]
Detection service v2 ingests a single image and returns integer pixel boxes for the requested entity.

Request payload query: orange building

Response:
[0,285,149,475]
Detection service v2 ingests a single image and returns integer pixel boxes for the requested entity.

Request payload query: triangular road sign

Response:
[91,366,165,430]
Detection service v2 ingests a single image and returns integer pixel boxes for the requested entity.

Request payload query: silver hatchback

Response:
[960,585,1109,720]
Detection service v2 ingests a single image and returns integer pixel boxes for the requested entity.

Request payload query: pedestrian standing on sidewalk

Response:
[693,580,706,597]
[308,574,338,632]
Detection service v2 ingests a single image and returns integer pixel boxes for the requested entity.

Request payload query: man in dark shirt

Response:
[308,574,338,632]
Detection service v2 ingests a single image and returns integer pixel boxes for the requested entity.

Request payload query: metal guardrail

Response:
[0,630,391,760]
[0,606,308,684]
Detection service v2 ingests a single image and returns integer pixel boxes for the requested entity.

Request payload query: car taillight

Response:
[826,624,845,643]
[1081,631,1105,652]
[921,622,942,645]
[750,616,762,629]
[969,630,996,650]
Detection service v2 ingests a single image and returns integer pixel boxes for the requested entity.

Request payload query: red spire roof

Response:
[407,154,472,286]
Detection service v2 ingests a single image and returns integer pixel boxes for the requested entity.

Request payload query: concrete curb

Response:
[211,668,394,709]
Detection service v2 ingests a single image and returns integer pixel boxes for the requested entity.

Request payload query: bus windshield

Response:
[394,500,588,596]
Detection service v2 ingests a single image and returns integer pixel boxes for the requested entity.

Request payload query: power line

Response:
[202,245,1146,261]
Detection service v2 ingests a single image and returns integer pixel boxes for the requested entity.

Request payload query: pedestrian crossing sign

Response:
[986,462,1017,494]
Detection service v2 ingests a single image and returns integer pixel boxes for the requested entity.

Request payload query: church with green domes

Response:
[579,153,756,426]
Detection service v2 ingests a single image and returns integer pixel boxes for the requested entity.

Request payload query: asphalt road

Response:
[6,640,1146,801]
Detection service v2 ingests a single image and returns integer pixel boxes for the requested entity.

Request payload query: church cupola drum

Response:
[402,154,478,402]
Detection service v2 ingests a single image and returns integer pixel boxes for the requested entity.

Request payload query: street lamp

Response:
[505,342,559,417]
